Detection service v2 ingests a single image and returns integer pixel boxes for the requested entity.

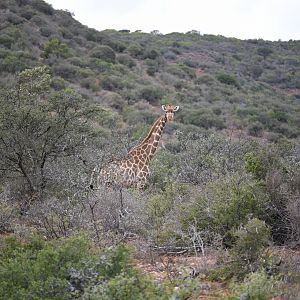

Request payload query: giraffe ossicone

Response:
[90,104,180,190]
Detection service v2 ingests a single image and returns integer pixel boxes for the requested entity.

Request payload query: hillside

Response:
[1,0,300,139]
[1,1,300,299]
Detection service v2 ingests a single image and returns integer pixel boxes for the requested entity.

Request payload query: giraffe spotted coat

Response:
[90,104,179,190]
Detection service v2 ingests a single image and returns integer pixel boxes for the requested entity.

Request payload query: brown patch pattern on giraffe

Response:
[90,104,180,190]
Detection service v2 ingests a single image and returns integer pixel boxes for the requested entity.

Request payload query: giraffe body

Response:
[90,104,179,190]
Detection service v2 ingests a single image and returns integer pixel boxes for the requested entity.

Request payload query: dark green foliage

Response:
[250,65,264,79]
[143,48,160,59]
[248,122,264,137]
[90,45,116,63]
[127,42,144,57]
[0,235,190,300]
[42,39,71,59]
[0,235,89,299]
[182,176,269,240]
[244,149,278,181]
[0,51,29,72]
[0,34,14,48]
[53,63,78,79]
[257,47,273,59]
[226,218,271,279]
[216,72,239,88]
[139,85,164,104]
[31,0,54,15]
[40,26,53,37]
[117,54,136,68]
[182,109,225,129]
[227,271,279,300]
[269,110,288,122]
[101,75,123,91]
[20,7,36,19]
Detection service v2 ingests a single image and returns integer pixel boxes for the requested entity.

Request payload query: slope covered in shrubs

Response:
[0,1,300,299]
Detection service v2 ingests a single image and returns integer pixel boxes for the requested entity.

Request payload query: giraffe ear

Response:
[173,105,180,112]
[162,105,167,112]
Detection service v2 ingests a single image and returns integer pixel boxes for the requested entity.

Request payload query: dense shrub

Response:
[227,271,279,300]
[31,0,54,15]
[90,45,116,63]
[143,48,160,59]
[182,109,225,129]
[117,54,136,68]
[42,39,71,59]
[31,15,47,26]
[257,47,273,59]
[0,34,14,48]
[0,52,27,73]
[20,7,36,20]
[0,235,193,299]
[53,63,78,79]
[139,85,164,104]
[40,26,53,37]
[216,72,240,88]
[248,122,264,137]
[101,75,124,91]
[182,176,269,242]
[126,42,143,57]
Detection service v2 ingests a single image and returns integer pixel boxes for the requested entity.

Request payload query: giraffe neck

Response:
[128,115,167,163]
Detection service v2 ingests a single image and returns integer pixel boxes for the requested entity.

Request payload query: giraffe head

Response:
[162,104,180,122]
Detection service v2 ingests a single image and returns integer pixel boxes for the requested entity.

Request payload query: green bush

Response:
[216,72,239,88]
[0,34,14,48]
[232,218,270,263]
[20,7,36,20]
[223,218,271,280]
[90,45,116,63]
[50,76,67,90]
[40,27,53,37]
[248,122,264,137]
[182,175,269,241]
[117,54,136,68]
[0,235,193,300]
[139,85,164,104]
[257,47,273,59]
[0,52,27,73]
[43,39,71,59]
[53,63,78,80]
[101,75,124,91]
[182,109,225,129]
[127,43,143,57]
[227,271,279,300]
[31,0,54,15]
[244,149,279,181]
[143,48,160,60]
[0,235,89,299]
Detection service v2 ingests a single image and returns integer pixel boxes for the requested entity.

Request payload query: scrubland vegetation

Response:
[0,0,300,299]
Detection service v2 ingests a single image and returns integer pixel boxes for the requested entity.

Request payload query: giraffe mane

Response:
[128,115,165,155]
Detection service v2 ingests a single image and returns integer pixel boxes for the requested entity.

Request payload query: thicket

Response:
[0,235,195,299]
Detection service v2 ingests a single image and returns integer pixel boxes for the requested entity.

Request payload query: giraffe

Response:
[89,104,180,192]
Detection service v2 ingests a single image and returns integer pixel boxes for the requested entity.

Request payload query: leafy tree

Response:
[0,66,97,207]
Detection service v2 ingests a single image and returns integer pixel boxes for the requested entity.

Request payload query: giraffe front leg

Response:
[137,179,146,191]
[136,170,149,191]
